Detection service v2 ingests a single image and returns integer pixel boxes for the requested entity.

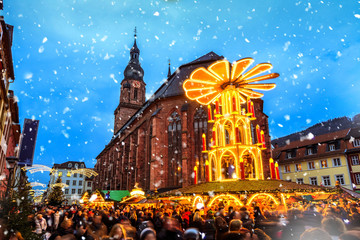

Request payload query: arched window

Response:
[134,88,138,100]
[168,111,182,187]
[224,121,232,145]
[194,107,208,182]
[221,152,235,180]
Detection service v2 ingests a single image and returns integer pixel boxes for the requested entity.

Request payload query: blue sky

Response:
[3,0,360,186]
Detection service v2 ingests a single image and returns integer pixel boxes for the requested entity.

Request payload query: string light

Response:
[22,164,53,174]
[192,195,205,207]
[208,194,243,207]
[183,58,279,182]
[246,193,279,206]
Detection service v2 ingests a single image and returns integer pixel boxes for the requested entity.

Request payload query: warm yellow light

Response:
[22,164,53,174]
[183,57,278,183]
[246,193,279,206]
[89,194,97,202]
[280,193,287,211]
[51,183,68,188]
[208,194,243,207]
[183,58,278,105]
[192,195,205,207]
[130,189,145,197]
[71,168,99,177]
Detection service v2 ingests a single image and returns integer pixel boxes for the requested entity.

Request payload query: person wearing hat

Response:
[184,228,200,240]
[140,228,156,240]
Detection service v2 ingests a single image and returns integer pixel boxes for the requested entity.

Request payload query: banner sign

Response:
[18,118,39,166]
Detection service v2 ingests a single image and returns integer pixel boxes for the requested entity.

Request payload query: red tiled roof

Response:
[273,129,350,162]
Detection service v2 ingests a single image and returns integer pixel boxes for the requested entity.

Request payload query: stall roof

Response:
[159,179,331,196]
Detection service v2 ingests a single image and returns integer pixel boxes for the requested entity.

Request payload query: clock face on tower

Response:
[132,81,141,88]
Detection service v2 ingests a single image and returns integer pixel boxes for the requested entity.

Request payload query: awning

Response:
[302,195,313,201]
[101,190,130,202]
[312,194,330,200]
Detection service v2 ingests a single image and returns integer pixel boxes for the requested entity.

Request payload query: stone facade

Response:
[94,38,272,192]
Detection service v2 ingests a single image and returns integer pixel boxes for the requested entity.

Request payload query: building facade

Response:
[94,34,273,192]
[0,15,23,197]
[49,161,90,204]
[273,115,360,191]
[345,127,360,190]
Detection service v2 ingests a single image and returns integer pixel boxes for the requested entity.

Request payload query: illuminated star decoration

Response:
[22,164,53,174]
[183,58,279,105]
[71,168,98,178]
[51,182,69,188]
[29,182,46,188]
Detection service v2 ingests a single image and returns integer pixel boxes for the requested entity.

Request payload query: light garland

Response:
[22,164,53,174]
[28,182,46,188]
[246,193,279,206]
[130,189,145,197]
[192,195,205,207]
[71,168,99,178]
[280,193,287,211]
[208,193,244,207]
[50,183,69,188]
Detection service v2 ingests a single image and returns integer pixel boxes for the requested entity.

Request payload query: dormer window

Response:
[354,138,360,147]
[306,145,317,155]
[307,148,313,155]
[75,163,78,169]
[327,141,339,151]
[81,164,84,168]
[286,149,296,159]
[68,163,72,168]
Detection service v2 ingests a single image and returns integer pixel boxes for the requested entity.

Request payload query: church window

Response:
[194,107,208,181]
[134,88,138,100]
[168,111,182,187]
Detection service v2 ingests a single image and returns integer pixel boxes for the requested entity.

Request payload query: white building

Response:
[49,161,94,204]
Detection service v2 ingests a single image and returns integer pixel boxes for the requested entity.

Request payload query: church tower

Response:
[114,29,146,134]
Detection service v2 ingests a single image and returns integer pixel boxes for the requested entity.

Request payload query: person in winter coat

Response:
[182,209,192,229]
[190,212,205,233]
[54,210,61,230]
[108,224,127,240]
[89,213,108,239]
[215,208,228,240]
[203,211,216,240]
[75,222,98,240]
[35,214,47,234]
[302,205,322,229]
[157,217,184,240]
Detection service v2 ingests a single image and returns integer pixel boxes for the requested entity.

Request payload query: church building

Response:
[94,33,273,192]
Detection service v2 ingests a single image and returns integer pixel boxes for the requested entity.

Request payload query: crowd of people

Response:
[6,200,360,240]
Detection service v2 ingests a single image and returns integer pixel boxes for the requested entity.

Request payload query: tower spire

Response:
[167,59,171,79]
[123,27,143,81]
